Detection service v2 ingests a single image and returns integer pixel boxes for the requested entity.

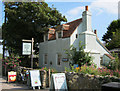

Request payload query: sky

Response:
[46,0,119,41]
[0,0,119,54]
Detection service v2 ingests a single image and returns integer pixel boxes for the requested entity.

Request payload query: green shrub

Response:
[106,52,120,70]
[65,41,92,67]
[65,64,120,78]
[2,55,21,71]
[80,64,99,75]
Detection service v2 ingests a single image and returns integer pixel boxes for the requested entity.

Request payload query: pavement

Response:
[0,76,49,91]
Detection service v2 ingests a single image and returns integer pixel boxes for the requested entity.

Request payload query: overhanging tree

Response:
[2,2,67,55]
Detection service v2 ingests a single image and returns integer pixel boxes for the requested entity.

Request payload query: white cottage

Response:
[39,6,114,71]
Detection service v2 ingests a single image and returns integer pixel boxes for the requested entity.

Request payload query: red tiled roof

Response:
[104,54,115,60]
[48,18,82,40]
[63,18,82,38]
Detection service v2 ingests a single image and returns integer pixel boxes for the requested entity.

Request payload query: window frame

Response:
[56,53,62,66]
[44,53,48,65]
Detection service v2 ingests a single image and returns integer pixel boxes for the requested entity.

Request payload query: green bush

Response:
[80,65,120,78]
[80,64,99,75]
[2,55,21,71]
[65,41,92,67]
[106,52,120,70]
[65,64,120,78]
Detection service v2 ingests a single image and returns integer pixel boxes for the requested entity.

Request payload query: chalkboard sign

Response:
[50,73,68,90]
[30,70,41,89]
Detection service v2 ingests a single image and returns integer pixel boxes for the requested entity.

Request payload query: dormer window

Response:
[56,31,63,39]
[63,24,69,30]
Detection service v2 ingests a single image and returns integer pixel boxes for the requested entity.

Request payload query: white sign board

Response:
[22,42,31,55]
[50,73,68,90]
[30,70,41,87]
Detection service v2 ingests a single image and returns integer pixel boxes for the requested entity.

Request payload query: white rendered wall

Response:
[70,23,83,49]
[91,53,100,67]
[70,26,79,49]
[96,40,109,56]
[82,11,92,32]
[39,38,70,72]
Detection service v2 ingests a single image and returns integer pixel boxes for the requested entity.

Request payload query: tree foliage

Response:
[2,2,67,55]
[102,19,120,49]
[106,29,120,49]
[102,20,120,43]
[65,41,92,67]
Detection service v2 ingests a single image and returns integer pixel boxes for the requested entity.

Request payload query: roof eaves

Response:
[96,37,111,54]
[104,54,115,60]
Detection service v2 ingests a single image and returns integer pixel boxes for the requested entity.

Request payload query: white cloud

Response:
[90,0,119,15]
[66,6,84,17]
[65,0,119,19]
[63,6,84,22]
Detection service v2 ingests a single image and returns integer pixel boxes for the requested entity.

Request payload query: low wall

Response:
[15,66,120,90]
[65,72,120,90]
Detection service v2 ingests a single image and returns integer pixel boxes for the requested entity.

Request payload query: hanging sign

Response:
[22,42,31,55]
[8,71,17,82]
[50,73,68,90]
[62,58,69,62]
[30,70,41,88]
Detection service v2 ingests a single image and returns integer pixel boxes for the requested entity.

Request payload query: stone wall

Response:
[65,72,120,90]
[15,66,120,90]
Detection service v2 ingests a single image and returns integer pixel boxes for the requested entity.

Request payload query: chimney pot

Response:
[86,6,88,11]
[94,30,97,35]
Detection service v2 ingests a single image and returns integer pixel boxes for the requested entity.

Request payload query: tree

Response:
[65,41,92,67]
[2,2,67,55]
[102,19,120,45]
[106,29,120,49]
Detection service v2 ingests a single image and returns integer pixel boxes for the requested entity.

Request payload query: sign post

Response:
[22,38,34,68]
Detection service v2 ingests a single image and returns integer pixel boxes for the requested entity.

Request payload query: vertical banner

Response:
[50,73,68,90]
[8,71,17,82]
[30,70,41,87]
